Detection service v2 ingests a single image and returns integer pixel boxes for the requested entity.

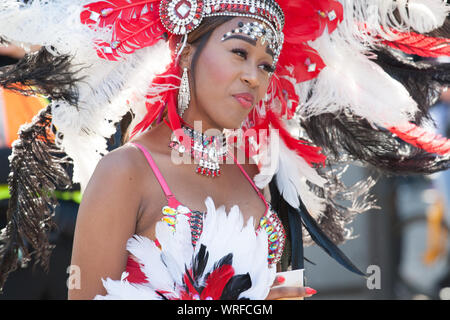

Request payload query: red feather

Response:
[112,18,166,55]
[277,43,325,83]
[277,0,343,43]
[81,0,165,60]
[266,109,326,167]
[277,76,299,119]
[81,0,160,27]
[389,123,450,156]
[200,265,235,300]
[181,269,200,299]
[131,60,181,137]
[247,109,326,167]
[381,30,450,58]
[125,256,148,284]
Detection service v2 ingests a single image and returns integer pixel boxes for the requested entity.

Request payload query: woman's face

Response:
[183,17,275,130]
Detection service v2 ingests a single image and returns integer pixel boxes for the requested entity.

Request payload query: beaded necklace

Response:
[165,118,228,178]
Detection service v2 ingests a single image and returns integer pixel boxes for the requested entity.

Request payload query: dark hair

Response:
[185,16,234,97]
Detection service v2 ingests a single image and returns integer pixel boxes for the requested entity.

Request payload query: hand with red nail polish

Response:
[266,273,317,300]
[305,287,317,297]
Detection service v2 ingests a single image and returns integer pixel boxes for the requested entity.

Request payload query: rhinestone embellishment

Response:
[160,0,205,35]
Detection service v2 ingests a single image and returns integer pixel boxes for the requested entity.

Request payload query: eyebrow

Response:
[222,34,274,58]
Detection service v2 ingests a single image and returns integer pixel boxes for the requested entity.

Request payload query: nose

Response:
[240,64,260,89]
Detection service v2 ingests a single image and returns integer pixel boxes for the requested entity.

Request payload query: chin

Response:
[220,118,244,130]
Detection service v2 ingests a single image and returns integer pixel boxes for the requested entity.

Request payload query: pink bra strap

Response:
[131,142,181,208]
[230,153,269,210]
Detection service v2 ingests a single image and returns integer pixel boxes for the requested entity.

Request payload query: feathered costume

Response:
[0,0,449,299]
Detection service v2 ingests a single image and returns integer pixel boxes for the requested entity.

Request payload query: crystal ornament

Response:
[160,0,205,35]
[168,124,227,178]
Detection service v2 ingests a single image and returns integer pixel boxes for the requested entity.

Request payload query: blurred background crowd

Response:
[0,43,449,300]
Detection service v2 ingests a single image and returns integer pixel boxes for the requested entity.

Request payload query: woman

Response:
[69,15,313,300]
[0,0,449,300]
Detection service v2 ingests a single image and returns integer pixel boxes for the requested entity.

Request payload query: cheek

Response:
[194,48,235,99]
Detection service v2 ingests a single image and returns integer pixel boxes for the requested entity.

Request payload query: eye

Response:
[260,63,275,74]
[231,48,248,59]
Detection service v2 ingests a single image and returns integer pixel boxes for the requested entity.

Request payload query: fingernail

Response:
[276,275,285,283]
[305,287,317,295]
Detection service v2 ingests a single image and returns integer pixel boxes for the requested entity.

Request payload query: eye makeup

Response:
[221,21,280,67]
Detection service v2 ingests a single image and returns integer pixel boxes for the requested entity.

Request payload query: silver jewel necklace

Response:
[168,120,228,178]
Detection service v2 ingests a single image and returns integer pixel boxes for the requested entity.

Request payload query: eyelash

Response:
[231,48,275,74]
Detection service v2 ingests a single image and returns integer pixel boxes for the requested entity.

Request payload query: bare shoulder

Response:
[94,143,146,179]
[79,143,149,224]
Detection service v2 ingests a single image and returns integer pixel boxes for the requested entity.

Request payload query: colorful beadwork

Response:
[258,204,285,266]
[161,204,191,232]
[160,202,285,266]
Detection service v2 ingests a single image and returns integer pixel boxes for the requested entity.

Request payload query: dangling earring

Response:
[178,67,190,117]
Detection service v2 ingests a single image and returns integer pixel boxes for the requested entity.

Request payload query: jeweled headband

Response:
[160,0,285,62]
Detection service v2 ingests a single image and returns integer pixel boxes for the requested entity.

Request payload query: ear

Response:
[178,44,195,70]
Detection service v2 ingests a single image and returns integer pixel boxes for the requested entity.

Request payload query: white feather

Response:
[394,0,448,33]
[337,0,448,42]
[94,278,162,300]
[297,30,418,128]
[126,235,176,293]
[276,140,327,219]
[0,0,172,192]
[254,129,327,219]
[96,197,273,299]
[195,197,271,299]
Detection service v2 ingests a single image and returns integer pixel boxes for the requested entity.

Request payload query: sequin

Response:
[176,205,190,214]
[269,232,278,242]
[162,216,177,225]
[162,206,177,216]
[259,216,268,228]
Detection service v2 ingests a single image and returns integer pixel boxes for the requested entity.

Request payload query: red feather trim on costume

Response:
[381,31,450,58]
[81,0,161,27]
[278,43,325,83]
[247,109,326,167]
[125,256,148,284]
[200,265,235,300]
[389,123,450,156]
[266,109,326,167]
[131,60,181,137]
[81,0,166,60]
[277,0,343,43]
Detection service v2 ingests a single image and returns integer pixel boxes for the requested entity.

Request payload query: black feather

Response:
[0,105,72,292]
[371,47,449,124]
[0,47,83,106]
[295,196,367,277]
[287,202,304,270]
[302,113,450,175]
[212,253,233,271]
[220,273,252,300]
[192,244,208,283]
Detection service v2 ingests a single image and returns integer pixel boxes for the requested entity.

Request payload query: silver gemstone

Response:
[176,2,191,17]
[328,10,337,21]
[89,11,100,21]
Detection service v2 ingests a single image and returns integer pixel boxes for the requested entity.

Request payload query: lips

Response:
[233,93,255,109]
